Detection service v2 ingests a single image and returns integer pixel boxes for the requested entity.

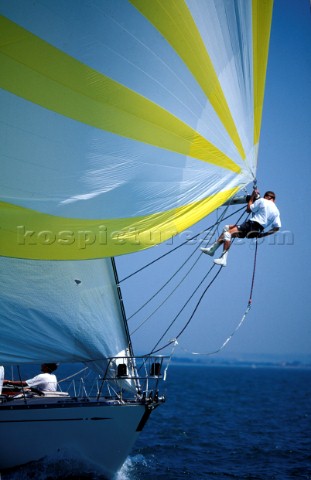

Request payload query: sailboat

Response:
[0,0,273,477]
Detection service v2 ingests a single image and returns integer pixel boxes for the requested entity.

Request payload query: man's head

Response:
[264,191,276,202]
[41,363,58,373]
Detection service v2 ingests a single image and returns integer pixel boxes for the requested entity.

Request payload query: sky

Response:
[117,0,311,363]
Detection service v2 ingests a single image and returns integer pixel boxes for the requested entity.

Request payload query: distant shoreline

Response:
[170,357,311,370]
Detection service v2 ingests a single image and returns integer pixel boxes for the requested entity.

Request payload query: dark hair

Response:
[44,363,58,373]
[264,191,276,199]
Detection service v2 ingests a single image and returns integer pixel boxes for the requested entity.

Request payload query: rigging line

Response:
[163,340,179,381]
[118,205,246,284]
[130,203,238,331]
[58,367,89,383]
[131,208,249,340]
[149,263,220,354]
[128,203,231,322]
[119,225,213,286]
[150,266,223,355]
[130,250,201,335]
[184,238,259,356]
[188,305,251,356]
[17,365,27,405]
[127,234,207,322]
[147,210,251,355]
[248,237,259,304]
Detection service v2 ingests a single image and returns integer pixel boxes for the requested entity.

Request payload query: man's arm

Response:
[3,379,27,386]
[246,189,260,213]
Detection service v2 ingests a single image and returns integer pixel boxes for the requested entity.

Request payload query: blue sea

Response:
[2,364,311,480]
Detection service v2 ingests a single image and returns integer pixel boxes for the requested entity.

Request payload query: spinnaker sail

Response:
[1,0,273,261]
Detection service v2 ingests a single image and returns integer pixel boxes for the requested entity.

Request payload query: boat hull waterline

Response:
[0,398,154,476]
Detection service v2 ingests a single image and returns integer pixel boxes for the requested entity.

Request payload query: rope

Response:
[148,229,259,356]
[149,265,222,354]
[129,209,228,326]
[127,203,235,326]
[17,365,27,405]
[129,246,205,335]
[58,367,88,383]
[185,237,259,356]
[248,237,259,305]
[118,206,246,284]
[128,240,202,323]
[127,206,247,327]
[163,340,178,381]
[135,208,249,352]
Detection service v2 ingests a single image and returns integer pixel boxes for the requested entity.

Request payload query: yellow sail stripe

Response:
[0,188,239,260]
[0,15,240,173]
[130,0,246,160]
[252,0,274,145]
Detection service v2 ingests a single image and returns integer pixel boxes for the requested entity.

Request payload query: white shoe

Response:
[213,251,228,267]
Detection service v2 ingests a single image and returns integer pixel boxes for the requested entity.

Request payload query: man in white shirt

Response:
[201,190,281,267]
[3,363,58,392]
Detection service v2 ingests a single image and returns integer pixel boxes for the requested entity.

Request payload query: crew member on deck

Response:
[3,363,58,392]
[201,190,281,267]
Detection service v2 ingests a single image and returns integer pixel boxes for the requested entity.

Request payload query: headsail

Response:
[0,256,130,365]
[0,0,273,260]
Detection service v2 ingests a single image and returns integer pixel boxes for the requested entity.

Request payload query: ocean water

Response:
[2,364,311,480]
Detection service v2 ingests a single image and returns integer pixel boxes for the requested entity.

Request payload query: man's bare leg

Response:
[201,225,237,257]
[213,226,239,266]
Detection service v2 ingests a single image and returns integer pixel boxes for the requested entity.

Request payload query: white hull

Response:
[0,396,153,477]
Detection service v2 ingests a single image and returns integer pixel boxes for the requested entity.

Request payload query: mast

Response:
[110,257,134,358]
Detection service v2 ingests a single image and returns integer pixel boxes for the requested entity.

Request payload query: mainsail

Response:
[0,0,273,366]
[0,256,129,365]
